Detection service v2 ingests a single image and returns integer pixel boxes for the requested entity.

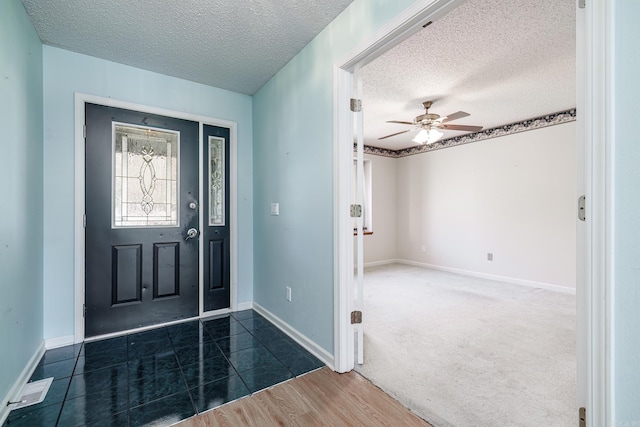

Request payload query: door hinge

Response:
[578,0,586,9]
[83,125,86,139]
[350,204,362,218]
[83,213,86,228]
[351,310,362,324]
[578,195,586,221]
[579,407,586,427]
[83,304,86,318]
[350,98,362,112]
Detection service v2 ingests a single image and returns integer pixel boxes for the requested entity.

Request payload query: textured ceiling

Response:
[20,0,355,95]
[21,0,575,139]
[360,0,576,150]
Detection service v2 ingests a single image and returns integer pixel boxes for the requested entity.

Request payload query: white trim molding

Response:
[253,302,334,370]
[334,2,606,425]
[582,0,614,425]
[396,259,576,295]
[333,66,355,373]
[362,259,398,268]
[333,0,469,375]
[236,301,253,311]
[337,0,463,71]
[0,341,45,426]
[73,93,239,343]
[45,335,75,350]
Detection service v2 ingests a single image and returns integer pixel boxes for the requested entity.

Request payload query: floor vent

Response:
[8,378,53,411]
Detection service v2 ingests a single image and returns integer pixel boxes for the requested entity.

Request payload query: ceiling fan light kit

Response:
[412,128,443,144]
[380,100,483,145]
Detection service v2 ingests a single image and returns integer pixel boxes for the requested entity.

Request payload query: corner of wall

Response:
[252,303,335,369]
[0,341,45,426]
[0,0,45,418]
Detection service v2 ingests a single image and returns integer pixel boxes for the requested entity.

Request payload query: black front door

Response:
[84,103,199,337]
[202,124,231,311]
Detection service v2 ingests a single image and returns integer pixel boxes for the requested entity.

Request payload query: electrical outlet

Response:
[487,253,493,261]
[421,245,426,252]
[286,286,292,302]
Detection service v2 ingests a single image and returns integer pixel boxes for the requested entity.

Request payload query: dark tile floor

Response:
[4,310,324,427]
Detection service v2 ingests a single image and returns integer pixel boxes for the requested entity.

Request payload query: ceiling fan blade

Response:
[441,111,470,123]
[378,130,410,140]
[386,120,414,125]
[441,124,483,132]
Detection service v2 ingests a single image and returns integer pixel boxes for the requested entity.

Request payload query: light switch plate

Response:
[271,202,279,216]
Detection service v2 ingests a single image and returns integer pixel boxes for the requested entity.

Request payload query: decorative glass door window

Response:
[113,124,179,227]
[209,136,225,226]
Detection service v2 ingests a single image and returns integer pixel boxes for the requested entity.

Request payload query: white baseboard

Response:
[361,259,399,268]
[45,335,75,350]
[396,259,577,295]
[236,301,253,311]
[1,340,45,425]
[252,302,335,370]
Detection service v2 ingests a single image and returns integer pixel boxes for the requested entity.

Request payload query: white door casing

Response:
[333,0,610,426]
[333,0,464,376]
[354,75,365,365]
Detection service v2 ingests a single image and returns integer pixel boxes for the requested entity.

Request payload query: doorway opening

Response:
[334,0,607,424]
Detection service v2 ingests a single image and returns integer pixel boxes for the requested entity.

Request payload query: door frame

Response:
[73,93,239,342]
[333,0,613,425]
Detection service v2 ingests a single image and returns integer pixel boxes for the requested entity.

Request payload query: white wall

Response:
[395,122,577,289]
[362,154,397,265]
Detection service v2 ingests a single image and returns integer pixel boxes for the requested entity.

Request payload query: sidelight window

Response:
[208,136,225,226]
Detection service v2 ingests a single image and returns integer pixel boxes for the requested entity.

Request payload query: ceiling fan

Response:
[379,101,483,144]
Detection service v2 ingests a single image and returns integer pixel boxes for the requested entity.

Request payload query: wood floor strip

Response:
[177,367,432,427]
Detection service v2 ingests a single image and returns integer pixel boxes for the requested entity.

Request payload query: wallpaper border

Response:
[359,109,577,158]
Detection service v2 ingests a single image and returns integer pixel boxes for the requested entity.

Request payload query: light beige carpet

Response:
[355,263,576,427]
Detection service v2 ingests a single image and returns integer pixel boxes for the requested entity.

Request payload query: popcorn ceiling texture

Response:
[359,0,576,150]
[21,0,576,144]
[20,0,355,95]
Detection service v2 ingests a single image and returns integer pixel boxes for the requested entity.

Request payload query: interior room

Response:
[2,0,640,426]
[350,2,577,425]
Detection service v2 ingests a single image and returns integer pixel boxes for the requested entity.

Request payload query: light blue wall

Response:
[252,0,418,353]
[613,0,640,422]
[42,47,254,339]
[8,0,639,418]
[0,0,44,404]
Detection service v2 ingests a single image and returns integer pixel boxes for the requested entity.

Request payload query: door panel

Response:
[202,124,231,312]
[85,103,199,337]
[153,242,180,298]
[209,240,224,289]
[112,244,142,304]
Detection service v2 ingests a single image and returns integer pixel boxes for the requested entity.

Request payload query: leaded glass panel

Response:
[113,124,179,227]
[209,136,225,226]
